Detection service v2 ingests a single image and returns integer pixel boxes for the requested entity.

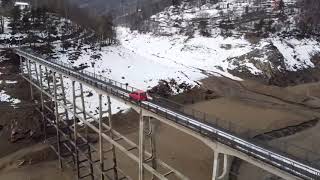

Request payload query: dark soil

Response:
[0,49,42,158]
[268,68,320,87]
[254,118,319,141]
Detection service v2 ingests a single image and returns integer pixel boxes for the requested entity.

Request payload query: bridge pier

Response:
[212,152,229,180]
[44,67,50,93]
[60,74,69,121]
[79,83,88,139]
[98,94,105,180]
[72,81,80,179]
[139,108,145,180]
[38,65,47,140]
[98,93,120,180]
[138,115,160,180]
[33,62,39,83]
[106,95,119,180]
[80,83,95,180]
[147,117,158,180]
[52,72,63,169]
[26,59,34,100]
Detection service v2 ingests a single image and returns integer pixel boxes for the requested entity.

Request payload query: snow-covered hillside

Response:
[42,0,319,115]
[1,0,320,116]
[130,0,320,77]
[146,0,297,35]
[116,26,320,82]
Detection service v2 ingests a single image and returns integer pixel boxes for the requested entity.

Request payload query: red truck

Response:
[129,90,148,102]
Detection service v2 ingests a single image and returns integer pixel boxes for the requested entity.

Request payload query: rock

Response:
[10,128,30,143]
[86,91,93,97]
[16,159,25,167]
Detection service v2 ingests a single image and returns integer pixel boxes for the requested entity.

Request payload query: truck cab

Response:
[129,90,148,102]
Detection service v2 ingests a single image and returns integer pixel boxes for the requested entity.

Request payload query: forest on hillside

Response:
[0,0,116,48]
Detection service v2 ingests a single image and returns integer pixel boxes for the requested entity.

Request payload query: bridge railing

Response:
[17,48,320,178]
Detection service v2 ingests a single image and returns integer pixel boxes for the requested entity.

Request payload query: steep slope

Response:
[129,0,320,85]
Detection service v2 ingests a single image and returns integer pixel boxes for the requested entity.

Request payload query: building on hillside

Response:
[14,1,30,10]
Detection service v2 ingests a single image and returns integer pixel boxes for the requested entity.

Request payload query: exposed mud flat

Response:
[189,97,314,134]
[0,50,39,158]
[194,76,320,180]
[0,161,74,180]
[0,143,74,180]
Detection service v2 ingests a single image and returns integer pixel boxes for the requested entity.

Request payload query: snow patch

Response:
[272,38,320,71]
[0,90,21,105]
[5,80,18,84]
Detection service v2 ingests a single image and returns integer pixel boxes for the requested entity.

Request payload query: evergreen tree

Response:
[298,0,320,34]
[97,14,116,46]
[0,0,13,33]
[1,0,13,8]
[10,6,21,32]
[199,20,211,37]
[0,10,4,33]
[172,0,180,6]
[278,0,285,13]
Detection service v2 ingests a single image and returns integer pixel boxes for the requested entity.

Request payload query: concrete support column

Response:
[212,152,229,180]
[79,84,87,137]
[34,63,39,83]
[212,151,220,180]
[26,60,34,100]
[107,96,119,180]
[72,81,80,179]
[217,154,229,180]
[19,56,23,73]
[98,94,105,180]
[39,65,46,140]
[139,109,145,180]
[59,74,69,121]
[52,72,62,169]
[45,67,50,93]
[149,117,158,179]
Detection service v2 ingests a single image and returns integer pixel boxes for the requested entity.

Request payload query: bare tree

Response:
[0,0,13,33]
